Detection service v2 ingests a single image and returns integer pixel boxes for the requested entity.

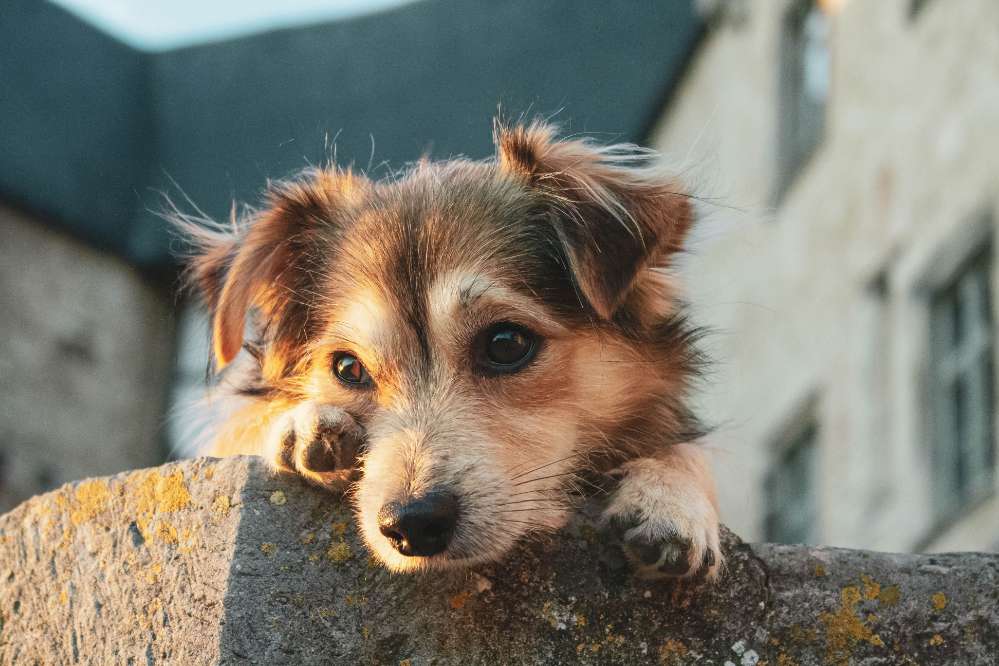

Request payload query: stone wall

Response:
[1,457,996,664]
[0,205,175,511]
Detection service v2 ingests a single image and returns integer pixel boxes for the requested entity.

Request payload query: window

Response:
[929,244,995,517]
[776,0,830,199]
[910,0,933,20]
[764,420,819,544]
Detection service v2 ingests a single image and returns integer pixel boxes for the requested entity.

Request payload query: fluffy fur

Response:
[176,121,722,578]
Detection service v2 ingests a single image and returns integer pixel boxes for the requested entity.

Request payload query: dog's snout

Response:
[377,490,459,557]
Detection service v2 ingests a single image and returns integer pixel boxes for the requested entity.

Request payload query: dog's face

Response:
[189,123,701,571]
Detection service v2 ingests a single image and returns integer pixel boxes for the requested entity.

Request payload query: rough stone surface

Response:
[1,456,997,665]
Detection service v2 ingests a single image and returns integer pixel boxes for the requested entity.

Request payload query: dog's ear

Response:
[181,171,362,371]
[494,121,693,320]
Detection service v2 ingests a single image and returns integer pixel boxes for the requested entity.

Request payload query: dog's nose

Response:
[377,490,459,557]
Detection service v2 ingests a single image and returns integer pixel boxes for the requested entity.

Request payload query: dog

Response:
[177,121,722,580]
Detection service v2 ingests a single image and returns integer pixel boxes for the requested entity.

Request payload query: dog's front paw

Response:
[602,462,722,581]
[270,402,364,491]
[607,512,719,580]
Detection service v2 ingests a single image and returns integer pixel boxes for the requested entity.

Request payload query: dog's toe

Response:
[604,508,721,581]
[623,530,696,578]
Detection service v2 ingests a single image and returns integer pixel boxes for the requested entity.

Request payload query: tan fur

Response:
[603,444,722,580]
[182,122,722,579]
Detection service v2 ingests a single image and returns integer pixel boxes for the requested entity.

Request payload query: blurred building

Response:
[653,0,998,552]
[0,206,175,511]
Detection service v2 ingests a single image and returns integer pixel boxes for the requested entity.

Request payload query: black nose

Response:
[377,490,459,557]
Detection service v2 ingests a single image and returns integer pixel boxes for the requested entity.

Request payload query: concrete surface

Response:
[1,456,997,664]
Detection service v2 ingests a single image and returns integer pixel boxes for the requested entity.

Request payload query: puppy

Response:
[178,121,722,580]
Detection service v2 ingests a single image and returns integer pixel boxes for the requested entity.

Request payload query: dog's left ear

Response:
[179,170,365,373]
[495,121,693,320]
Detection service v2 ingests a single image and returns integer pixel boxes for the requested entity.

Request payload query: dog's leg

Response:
[265,402,364,492]
[602,443,722,580]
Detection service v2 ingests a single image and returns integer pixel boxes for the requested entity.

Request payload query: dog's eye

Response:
[333,352,371,386]
[477,323,537,374]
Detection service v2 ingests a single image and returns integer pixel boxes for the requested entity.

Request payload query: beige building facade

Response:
[653,0,998,551]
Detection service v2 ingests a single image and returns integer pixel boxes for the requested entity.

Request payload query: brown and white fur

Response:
[177,121,722,579]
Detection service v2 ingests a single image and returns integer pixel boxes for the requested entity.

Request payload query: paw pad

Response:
[609,513,717,580]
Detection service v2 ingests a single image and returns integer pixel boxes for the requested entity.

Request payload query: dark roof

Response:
[0,0,702,270]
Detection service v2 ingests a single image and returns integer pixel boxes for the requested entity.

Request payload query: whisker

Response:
[509,453,582,481]
[501,519,554,529]
[512,470,583,488]
[495,497,572,508]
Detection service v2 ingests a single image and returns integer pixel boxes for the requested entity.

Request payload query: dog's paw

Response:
[270,402,364,491]
[602,475,721,581]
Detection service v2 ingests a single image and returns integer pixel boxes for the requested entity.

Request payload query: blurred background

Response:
[0,0,995,555]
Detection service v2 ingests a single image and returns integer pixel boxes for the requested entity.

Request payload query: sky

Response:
[50,0,417,51]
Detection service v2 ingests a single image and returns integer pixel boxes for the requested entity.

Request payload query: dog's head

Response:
[185,122,703,571]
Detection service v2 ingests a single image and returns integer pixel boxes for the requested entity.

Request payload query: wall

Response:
[651,0,999,551]
[0,205,175,511]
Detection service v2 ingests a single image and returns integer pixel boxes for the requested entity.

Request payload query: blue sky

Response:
[50,0,416,51]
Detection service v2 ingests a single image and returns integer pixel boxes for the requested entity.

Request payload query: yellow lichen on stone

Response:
[928,634,944,646]
[203,467,214,480]
[260,542,278,556]
[878,585,900,607]
[145,562,163,585]
[69,480,111,526]
[448,591,471,610]
[331,520,349,538]
[789,623,817,644]
[142,597,163,630]
[269,490,287,506]
[814,564,827,577]
[861,574,880,600]
[59,589,69,606]
[326,541,352,564]
[931,592,948,611]
[541,601,557,629]
[212,495,231,518]
[820,586,885,664]
[658,639,688,664]
[777,653,798,666]
[154,521,179,544]
[300,531,316,545]
[154,471,192,512]
[133,470,192,542]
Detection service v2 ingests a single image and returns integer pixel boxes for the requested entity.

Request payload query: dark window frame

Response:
[763,410,821,544]
[775,0,831,202]
[909,0,933,20]
[928,239,996,519]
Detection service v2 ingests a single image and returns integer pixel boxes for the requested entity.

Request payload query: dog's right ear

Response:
[494,121,694,322]
[178,171,363,372]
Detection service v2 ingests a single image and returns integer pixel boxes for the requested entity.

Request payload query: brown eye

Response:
[478,323,538,374]
[333,353,371,386]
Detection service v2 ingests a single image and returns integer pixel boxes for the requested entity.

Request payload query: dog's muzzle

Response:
[377,488,459,557]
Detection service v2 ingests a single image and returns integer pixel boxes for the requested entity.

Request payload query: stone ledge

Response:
[1,456,996,664]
